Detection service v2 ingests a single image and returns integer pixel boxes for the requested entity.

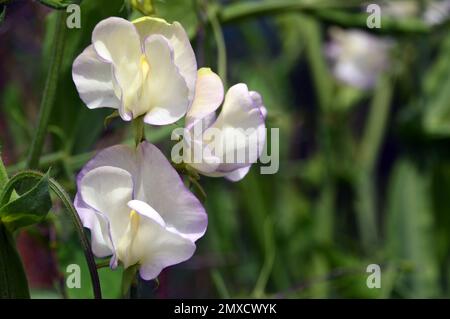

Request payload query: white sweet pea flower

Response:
[179,68,266,182]
[326,28,393,90]
[72,16,197,125]
[74,142,207,280]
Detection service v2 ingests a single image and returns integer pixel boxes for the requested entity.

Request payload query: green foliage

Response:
[0,173,51,231]
[385,160,439,298]
[38,0,82,10]
[0,223,30,298]
[423,32,450,136]
[0,6,5,24]
[152,0,199,38]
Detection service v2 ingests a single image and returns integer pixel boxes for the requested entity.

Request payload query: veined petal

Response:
[78,166,133,245]
[186,68,224,128]
[135,142,207,242]
[210,84,266,172]
[72,45,120,110]
[132,17,197,104]
[142,35,189,125]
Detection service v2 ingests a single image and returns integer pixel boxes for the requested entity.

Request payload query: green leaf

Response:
[0,222,30,298]
[385,160,439,298]
[0,173,51,231]
[423,32,450,136]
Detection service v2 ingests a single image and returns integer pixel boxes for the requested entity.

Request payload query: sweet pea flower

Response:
[176,68,266,182]
[326,28,393,90]
[74,142,207,280]
[72,16,197,125]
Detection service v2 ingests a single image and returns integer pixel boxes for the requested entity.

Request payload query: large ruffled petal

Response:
[141,35,189,125]
[92,17,143,120]
[186,68,224,128]
[72,45,120,110]
[74,194,113,257]
[78,166,133,245]
[209,84,266,173]
[132,17,197,105]
[129,200,196,280]
[135,142,208,242]
[77,144,138,184]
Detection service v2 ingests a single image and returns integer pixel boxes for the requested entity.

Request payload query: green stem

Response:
[133,116,145,147]
[359,76,393,172]
[0,222,30,298]
[121,264,139,298]
[301,14,335,241]
[300,15,335,298]
[3,170,102,299]
[26,11,67,169]
[356,75,393,251]
[219,0,361,22]
[211,269,230,298]
[209,4,227,87]
[219,0,431,34]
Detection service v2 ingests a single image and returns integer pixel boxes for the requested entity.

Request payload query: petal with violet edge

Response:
[127,200,196,280]
[132,17,197,105]
[134,142,208,242]
[209,84,266,173]
[142,35,189,125]
[72,45,120,110]
[225,165,251,182]
[74,194,113,257]
[78,166,133,246]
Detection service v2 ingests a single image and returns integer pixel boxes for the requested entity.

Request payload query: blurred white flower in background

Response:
[326,28,394,90]
[382,0,450,25]
[72,16,197,125]
[424,0,450,25]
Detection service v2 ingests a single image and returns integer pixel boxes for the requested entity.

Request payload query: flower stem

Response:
[208,4,227,87]
[355,75,393,251]
[121,264,139,298]
[2,170,102,299]
[219,0,430,34]
[132,116,145,147]
[26,11,67,169]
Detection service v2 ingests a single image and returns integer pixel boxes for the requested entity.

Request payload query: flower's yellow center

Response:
[140,54,150,79]
[129,209,140,237]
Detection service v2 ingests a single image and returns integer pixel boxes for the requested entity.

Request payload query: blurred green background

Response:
[1,0,450,298]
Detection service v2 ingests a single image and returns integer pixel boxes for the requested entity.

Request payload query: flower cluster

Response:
[72,17,266,279]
